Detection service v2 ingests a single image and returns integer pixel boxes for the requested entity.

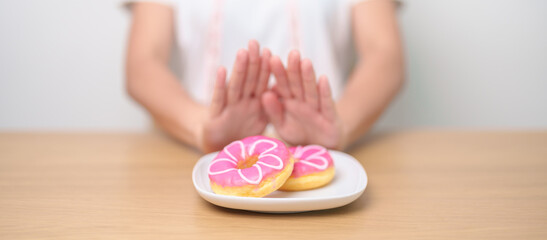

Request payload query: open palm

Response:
[262,51,344,149]
[199,41,272,152]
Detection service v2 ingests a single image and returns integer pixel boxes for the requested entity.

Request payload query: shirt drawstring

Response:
[204,0,224,102]
[204,0,300,102]
[288,0,301,50]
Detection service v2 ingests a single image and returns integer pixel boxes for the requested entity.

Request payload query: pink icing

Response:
[208,136,291,187]
[289,145,334,178]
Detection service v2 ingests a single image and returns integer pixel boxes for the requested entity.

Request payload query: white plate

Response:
[192,150,368,213]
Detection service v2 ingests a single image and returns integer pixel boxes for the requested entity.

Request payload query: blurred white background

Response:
[0,0,546,131]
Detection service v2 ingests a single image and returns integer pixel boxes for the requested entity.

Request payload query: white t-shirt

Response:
[125,0,367,104]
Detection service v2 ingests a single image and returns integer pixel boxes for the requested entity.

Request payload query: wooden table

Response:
[1,131,546,239]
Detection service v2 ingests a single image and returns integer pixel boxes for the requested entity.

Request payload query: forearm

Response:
[126,58,206,149]
[336,48,404,147]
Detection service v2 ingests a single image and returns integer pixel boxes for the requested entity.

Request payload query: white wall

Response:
[1,0,546,131]
[0,0,148,131]
[377,0,547,130]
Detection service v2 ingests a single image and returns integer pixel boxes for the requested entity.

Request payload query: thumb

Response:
[210,67,227,117]
[261,90,284,128]
[318,75,337,122]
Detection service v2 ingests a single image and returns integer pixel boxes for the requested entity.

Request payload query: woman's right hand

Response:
[197,40,272,153]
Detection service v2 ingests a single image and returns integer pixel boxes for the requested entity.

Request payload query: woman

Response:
[125,0,404,152]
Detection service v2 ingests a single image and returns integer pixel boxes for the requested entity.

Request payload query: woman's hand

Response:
[198,40,272,152]
[262,50,345,150]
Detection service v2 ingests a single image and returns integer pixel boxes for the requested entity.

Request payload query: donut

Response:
[279,145,335,191]
[208,136,294,197]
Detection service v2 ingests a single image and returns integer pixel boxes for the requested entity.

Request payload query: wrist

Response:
[191,106,209,153]
[335,119,348,151]
[194,122,206,152]
[334,106,350,151]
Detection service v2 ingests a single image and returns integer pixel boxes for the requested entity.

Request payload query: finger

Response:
[270,56,292,98]
[243,40,260,98]
[287,50,304,100]
[227,49,249,104]
[261,90,284,128]
[301,58,319,111]
[210,66,227,117]
[254,48,271,96]
[318,75,337,122]
[270,84,281,96]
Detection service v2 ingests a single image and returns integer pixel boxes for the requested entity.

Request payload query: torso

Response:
[171,0,359,104]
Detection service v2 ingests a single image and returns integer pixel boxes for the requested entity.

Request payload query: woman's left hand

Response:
[262,50,346,150]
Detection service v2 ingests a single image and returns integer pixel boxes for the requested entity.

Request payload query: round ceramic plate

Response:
[192,150,367,213]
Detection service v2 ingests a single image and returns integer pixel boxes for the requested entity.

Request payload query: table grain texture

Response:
[0,131,546,239]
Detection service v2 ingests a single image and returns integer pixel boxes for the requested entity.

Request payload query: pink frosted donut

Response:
[279,145,335,191]
[208,136,294,197]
